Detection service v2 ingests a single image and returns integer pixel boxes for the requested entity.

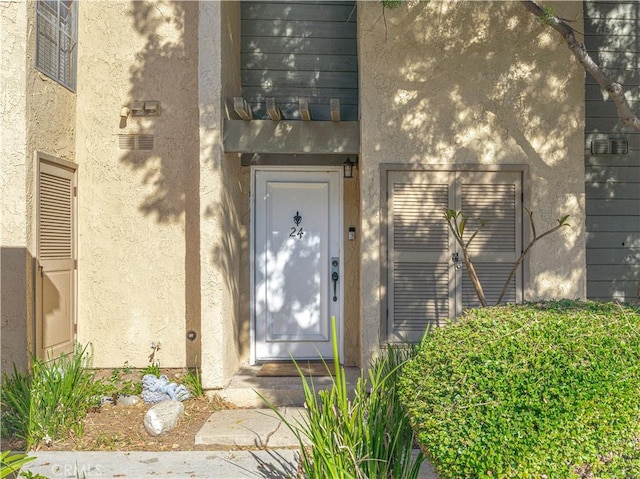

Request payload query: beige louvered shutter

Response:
[387,171,454,342]
[457,172,522,309]
[37,159,76,358]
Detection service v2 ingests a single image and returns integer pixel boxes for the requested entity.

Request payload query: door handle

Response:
[331,257,339,302]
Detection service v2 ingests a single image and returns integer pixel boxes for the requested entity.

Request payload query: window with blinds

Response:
[36,0,77,91]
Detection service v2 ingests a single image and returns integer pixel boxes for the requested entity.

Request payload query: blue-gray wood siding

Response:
[241,1,358,121]
[584,1,640,303]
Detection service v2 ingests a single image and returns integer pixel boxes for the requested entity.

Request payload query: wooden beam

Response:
[299,98,311,121]
[330,99,340,122]
[233,97,252,121]
[223,120,360,154]
[266,98,282,121]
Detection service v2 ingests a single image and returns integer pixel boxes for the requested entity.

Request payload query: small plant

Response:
[267,317,423,478]
[445,208,570,307]
[141,363,161,378]
[400,301,640,478]
[17,471,48,479]
[0,451,36,478]
[1,344,103,448]
[98,362,142,397]
[181,368,203,398]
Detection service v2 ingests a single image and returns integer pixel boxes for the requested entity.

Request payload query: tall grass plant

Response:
[269,317,423,479]
[1,345,102,449]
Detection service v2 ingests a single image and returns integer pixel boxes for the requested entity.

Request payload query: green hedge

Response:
[399,300,640,478]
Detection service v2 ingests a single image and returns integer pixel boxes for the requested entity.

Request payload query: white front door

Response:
[253,168,342,361]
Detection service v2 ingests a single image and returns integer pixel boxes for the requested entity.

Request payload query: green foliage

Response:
[537,5,558,26]
[141,363,161,379]
[0,451,36,479]
[268,317,423,479]
[381,0,403,9]
[97,362,142,397]
[0,366,32,440]
[1,345,103,449]
[18,472,48,479]
[181,368,204,398]
[399,301,640,478]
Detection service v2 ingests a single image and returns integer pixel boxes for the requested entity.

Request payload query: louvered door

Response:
[387,171,455,342]
[387,170,522,342]
[458,172,522,309]
[37,157,76,359]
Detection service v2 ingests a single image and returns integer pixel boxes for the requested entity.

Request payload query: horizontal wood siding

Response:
[241,1,358,121]
[584,1,640,303]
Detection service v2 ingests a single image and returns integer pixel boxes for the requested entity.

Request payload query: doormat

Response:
[257,361,333,377]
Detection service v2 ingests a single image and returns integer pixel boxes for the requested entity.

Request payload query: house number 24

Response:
[290,211,304,239]
[289,227,304,239]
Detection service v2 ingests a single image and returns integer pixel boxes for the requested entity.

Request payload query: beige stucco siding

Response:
[1,0,30,373]
[75,1,200,368]
[1,1,78,372]
[359,1,586,363]
[198,0,245,388]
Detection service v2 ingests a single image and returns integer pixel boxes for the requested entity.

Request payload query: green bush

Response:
[399,300,640,479]
[1,345,103,448]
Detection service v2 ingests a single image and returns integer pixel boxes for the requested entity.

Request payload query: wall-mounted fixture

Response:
[343,156,357,178]
[348,227,356,241]
[591,137,628,155]
[119,106,131,128]
[130,100,160,117]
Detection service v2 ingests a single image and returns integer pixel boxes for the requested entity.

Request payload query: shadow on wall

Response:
[583,1,640,304]
[357,0,594,316]
[1,247,29,373]
[117,2,245,367]
[119,1,201,367]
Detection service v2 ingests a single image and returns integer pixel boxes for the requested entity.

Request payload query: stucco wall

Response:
[75,1,199,368]
[359,1,586,363]
[1,0,29,373]
[1,1,78,372]
[198,0,244,388]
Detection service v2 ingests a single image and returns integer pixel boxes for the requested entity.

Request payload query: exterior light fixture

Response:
[129,101,160,117]
[343,156,357,178]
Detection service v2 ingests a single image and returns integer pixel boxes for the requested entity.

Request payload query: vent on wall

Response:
[591,137,628,155]
[118,134,154,151]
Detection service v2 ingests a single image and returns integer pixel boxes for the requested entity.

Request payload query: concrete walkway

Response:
[20,408,439,479]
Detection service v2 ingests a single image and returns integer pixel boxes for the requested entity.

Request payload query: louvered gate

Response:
[37,155,77,359]
[386,170,523,342]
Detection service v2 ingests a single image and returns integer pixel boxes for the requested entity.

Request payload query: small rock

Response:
[144,400,184,437]
[118,394,140,406]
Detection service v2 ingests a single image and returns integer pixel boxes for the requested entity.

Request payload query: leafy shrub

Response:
[399,300,640,479]
[1,345,103,448]
[271,317,423,479]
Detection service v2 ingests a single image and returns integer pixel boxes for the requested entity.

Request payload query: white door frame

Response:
[250,166,344,364]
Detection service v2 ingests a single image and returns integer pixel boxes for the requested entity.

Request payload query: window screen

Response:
[36,0,77,91]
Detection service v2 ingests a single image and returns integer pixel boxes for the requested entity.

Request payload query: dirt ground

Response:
[44,395,230,452]
[1,369,234,453]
